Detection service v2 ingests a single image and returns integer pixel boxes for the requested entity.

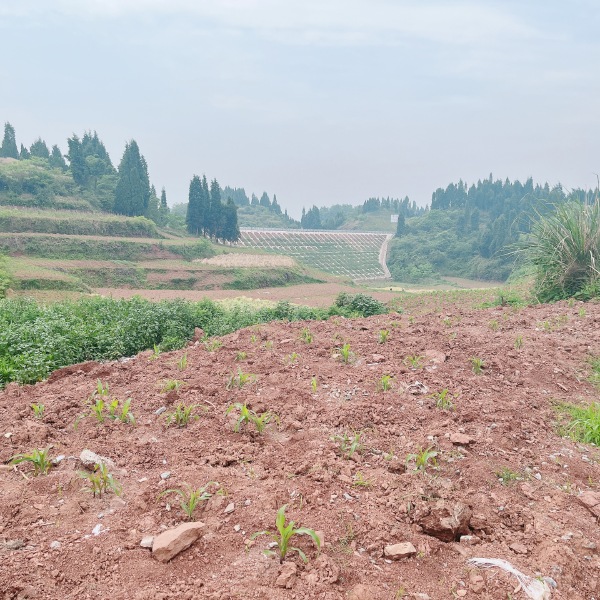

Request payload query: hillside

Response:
[1,296,599,598]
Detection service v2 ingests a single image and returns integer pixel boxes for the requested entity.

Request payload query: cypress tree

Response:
[271,194,282,215]
[49,145,67,171]
[222,198,240,242]
[30,138,50,159]
[200,175,210,235]
[0,122,18,159]
[19,144,30,160]
[208,179,223,239]
[67,135,87,186]
[158,187,169,226]
[114,140,151,216]
[259,192,270,208]
[186,175,203,235]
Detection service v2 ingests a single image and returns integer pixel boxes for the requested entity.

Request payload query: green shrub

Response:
[333,292,387,317]
[518,198,600,301]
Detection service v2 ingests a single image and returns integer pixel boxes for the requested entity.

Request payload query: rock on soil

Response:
[152,522,205,563]
[383,542,416,559]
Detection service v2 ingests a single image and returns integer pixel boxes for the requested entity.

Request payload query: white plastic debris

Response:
[468,558,552,599]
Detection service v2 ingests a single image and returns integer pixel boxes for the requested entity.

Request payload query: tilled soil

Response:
[1,300,600,599]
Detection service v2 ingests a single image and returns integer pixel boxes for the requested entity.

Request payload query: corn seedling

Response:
[10,448,52,476]
[264,340,274,350]
[311,376,318,393]
[300,327,313,343]
[94,379,110,398]
[332,430,364,459]
[226,369,256,390]
[430,388,455,410]
[90,397,106,422]
[149,344,161,360]
[158,482,216,520]
[160,379,186,393]
[579,307,587,318]
[406,446,438,473]
[514,335,523,350]
[251,504,321,563]
[226,402,278,433]
[203,338,222,352]
[235,351,247,361]
[79,462,122,498]
[496,467,521,485]
[337,343,354,364]
[378,329,390,344]
[489,319,499,331]
[176,352,188,371]
[165,403,199,427]
[378,374,393,392]
[353,471,372,487]
[286,352,300,364]
[470,357,485,374]
[107,397,135,424]
[31,403,45,419]
[404,355,424,369]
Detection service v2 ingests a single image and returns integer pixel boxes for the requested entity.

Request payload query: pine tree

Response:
[251,193,259,206]
[30,138,50,159]
[67,135,87,185]
[271,194,282,215]
[186,175,203,235]
[208,179,223,239]
[259,192,270,208]
[48,145,67,171]
[114,140,151,216]
[19,144,30,160]
[200,175,210,235]
[0,123,19,159]
[158,187,170,226]
[395,213,407,237]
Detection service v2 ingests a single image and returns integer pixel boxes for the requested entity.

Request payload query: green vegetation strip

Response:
[0,292,387,387]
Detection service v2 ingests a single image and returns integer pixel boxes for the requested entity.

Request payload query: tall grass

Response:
[518,197,600,301]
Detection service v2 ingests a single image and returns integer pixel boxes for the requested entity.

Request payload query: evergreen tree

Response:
[301,206,321,229]
[222,198,240,242]
[0,122,18,159]
[201,175,210,235]
[67,135,87,185]
[19,144,30,160]
[48,145,67,171]
[208,178,223,239]
[251,193,259,206]
[186,175,203,235]
[30,138,50,159]
[158,187,170,226]
[259,192,270,208]
[395,213,407,237]
[271,194,282,215]
[114,140,151,216]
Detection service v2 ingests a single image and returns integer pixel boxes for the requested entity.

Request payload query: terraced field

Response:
[237,229,392,280]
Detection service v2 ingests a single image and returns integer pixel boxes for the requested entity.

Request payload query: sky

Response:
[1,0,599,217]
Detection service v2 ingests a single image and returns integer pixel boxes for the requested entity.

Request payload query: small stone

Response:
[52,455,65,465]
[140,536,154,548]
[155,406,167,415]
[152,522,205,563]
[414,595,431,600]
[160,472,171,480]
[456,590,467,597]
[509,542,528,554]
[80,449,116,471]
[233,524,241,532]
[276,561,297,588]
[450,433,474,446]
[244,499,251,506]
[49,541,61,550]
[383,542,416,560]
[224,502,235,514]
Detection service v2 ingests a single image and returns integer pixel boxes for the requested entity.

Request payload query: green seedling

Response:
[90,397,106,422]
[158,482,216,520]
[226,402,278,434]
[79,462,121,498]
[226,369,256,390]
[300,327,313,344]
[489,319,499,331]
[561,401,600,445]
[332,430,364,459]
[311,376,318,393]
[430,388,455,410]
[470,357,485,374]
[251,504,321,564]
[496,466,521,485]
[286,352,300,364]
[235,351,248,361]
[203,338,222,352]
[378,374,393,392]
[31,403,45,419]
[107,397,135,424]
[250,334,258,344]
[177,352,188,371]
[337,343,354,364]
[579,307,587,318]
[10,448,52,476]
[404,355,424,369]
[149,344,161,360]
[94,379,110,398]
[353,471,372,487]
[514,335,523,350]
[378,329,390,344]
[165,403,199,427]
[264,340,274,350]
[406,446,438,473]
[160,379,186,393]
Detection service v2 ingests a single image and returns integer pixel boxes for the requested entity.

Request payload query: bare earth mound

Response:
[2,300,600,599]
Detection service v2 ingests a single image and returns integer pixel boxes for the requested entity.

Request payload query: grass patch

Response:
[558,401,600,446]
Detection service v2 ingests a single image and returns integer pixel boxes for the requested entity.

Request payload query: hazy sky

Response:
[2,1,598,216]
